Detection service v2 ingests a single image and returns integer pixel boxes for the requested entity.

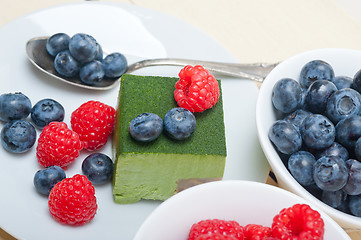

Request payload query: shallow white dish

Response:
[134,180,350,240]
[0,2,270,240]
[256,48,361,231]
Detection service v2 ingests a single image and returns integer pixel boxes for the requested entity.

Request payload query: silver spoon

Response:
[26,36,278,90]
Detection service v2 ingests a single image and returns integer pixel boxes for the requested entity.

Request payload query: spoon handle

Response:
[126,58,279,82]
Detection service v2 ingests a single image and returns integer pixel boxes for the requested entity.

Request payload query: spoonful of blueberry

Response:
[26,33,278,90]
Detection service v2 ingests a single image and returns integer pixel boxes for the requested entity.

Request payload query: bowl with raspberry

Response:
[256,48,361,231]
[134,180,349,240]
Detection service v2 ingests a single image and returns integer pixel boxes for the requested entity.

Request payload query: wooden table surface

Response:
[2,0,361,239]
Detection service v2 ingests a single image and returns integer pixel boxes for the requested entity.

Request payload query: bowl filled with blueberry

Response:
[256,48,361,231]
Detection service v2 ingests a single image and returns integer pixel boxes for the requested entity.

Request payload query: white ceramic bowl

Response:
[256,48,361,231]
[134,180,350,240]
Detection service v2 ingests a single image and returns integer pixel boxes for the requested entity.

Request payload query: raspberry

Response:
[243,224,271,240]
[195,232,238,240]
[71,100,116,151]
[188,219,244,240]
[48,174,97,225]
[36,122,83,168]
[174,65,220,112]
[271,204,325,240]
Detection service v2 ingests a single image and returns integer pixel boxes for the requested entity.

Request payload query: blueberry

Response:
[68,33,98,64]
[54,50,80,77]
[304,183,323,200]
[33,166,66,195]
[300,88,307,109]
[315,142,349,161]
[1,120,36,153]
[352,69,361,94]
[355,137,361,161]
[335,115,361,149]
[336,196,351,214]
[288,151,315,186]
[322,190,347,208]
[299,60,335,89]
[129,113,163,142]
[79,60,105,85]
[88,35,103,61]
[313,156,348,191]
[31,98,64,128]
[283,109,312,130]
[342,159,361,195]
[95,42,103,61]
[163,107,196,140]
[0,92,31,122]
[102,52,127,78]
[46,33,70,57]
[268,120,302,155]
[304,80,337,114]
[82,153,114,184]
[349,195,361,217]
[271,78,302,113]
[326,88,361,124]
[300,114,335,150]
[332,76,353,90]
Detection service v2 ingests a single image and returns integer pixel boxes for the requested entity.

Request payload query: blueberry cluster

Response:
[129,107,196,142]
[0,92,36,153]
[47,33,127,86]
[34,152,114,195]
[34,153,113,197]
[0,92,65,131]
[0,92,71,153]
[269,60,361,217]
[0,92,63,192]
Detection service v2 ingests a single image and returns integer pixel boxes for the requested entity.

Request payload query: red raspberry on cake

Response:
[243,224,271,240]
[188,219,244,240]
[71,100,116,151]
[36,121,83,168]
[174,65,220,112]
[48,174,97,225]
[271,204,325,240]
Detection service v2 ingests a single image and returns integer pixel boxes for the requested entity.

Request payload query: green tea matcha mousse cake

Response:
[112,73,227,204]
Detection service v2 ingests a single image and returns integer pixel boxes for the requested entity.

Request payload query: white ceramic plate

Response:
[0,2,269,239]
[134,180,350,240]
[256,48,361,231]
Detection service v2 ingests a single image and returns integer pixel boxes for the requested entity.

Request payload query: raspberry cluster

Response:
[34,100,115,225]
[36,100,115,168]
[188,204,324,240]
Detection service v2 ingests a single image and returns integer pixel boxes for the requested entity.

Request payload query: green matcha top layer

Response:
[114,74,227,156]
